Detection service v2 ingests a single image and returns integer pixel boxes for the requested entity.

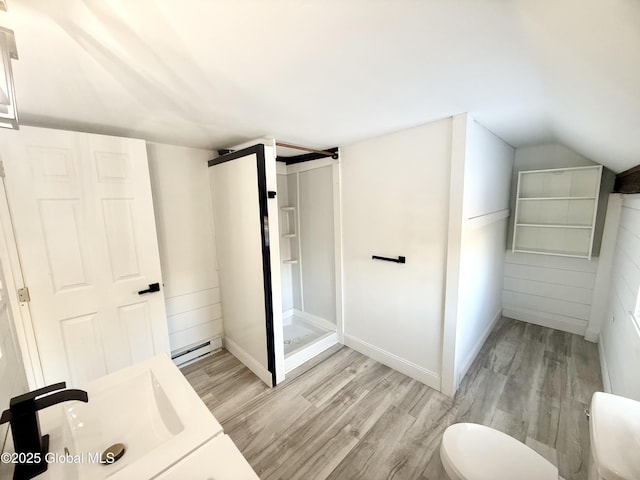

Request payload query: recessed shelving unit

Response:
[512,165,603,259]
[280,206,298,264]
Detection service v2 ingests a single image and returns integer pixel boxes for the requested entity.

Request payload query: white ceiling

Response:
[4,0,640,172]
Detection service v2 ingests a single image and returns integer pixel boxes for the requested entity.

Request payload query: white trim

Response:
[292,309,336,332]
[515,164,605,175]
[503,306,587,335]
[332,160,345,344]
[0,178,43,388]
[295,171,304,311]
[584,329,599,343]
[465,209,510,231]
[344,334,441,391]
[587,194,623,343]
[284,332,337,373]
[598,336,612,393]
[223,336,273,387]
[276,161,287,175]
[285,157,337,174]
[456,308,502,387]
[441,113,468,398]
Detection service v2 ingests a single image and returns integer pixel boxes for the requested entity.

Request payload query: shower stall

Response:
[277,152,341,373]
[208,139,342,386]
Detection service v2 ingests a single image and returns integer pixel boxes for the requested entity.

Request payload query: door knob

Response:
[138,283,160,295]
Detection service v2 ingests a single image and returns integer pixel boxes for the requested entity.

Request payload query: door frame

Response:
[208,144,278,386]
[0,176,44,389]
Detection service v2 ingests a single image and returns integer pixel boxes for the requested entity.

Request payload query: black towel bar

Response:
[372,255,406,264]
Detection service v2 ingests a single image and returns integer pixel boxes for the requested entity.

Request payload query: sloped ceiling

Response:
[3,0,639,172]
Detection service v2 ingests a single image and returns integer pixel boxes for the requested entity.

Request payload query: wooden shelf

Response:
[283,258,298,264]
[282,233,297,238]
[280,206,295,211]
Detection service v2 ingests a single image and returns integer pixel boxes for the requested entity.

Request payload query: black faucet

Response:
[0,382,88,480]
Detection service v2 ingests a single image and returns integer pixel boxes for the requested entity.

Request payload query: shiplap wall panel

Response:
[503,290,591,320]
[503,262,596,289]
[600,194,640,400]
[147,143,223,356]
[169,319,223,351]
[504,276,593,304]
[167,305,222,335]
[503,251,597,335]
[165,288,222,317]
[167,302,223,334]
[504,250,598,272]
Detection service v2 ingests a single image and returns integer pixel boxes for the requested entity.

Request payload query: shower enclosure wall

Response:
[277,159,341,372]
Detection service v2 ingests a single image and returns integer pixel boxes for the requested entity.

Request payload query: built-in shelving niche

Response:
[512,165,603,259]
[280,206,298,264]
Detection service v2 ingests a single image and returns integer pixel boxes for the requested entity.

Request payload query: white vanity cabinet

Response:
[512,165,603,259]
[155,434,260,479]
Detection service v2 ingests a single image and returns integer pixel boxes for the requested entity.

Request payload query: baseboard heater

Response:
[171,341,213,367]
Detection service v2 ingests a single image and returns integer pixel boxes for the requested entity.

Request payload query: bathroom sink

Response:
[58,354,223,479]
[590,392,640,480]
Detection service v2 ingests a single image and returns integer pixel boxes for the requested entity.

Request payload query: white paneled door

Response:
[0,126,169,386]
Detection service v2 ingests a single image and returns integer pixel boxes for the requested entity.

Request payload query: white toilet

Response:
[440,423,559,480]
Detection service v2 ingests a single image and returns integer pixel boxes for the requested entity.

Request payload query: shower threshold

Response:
[283,315,337,373]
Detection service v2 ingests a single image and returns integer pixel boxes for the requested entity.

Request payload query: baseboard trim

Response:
[503,306,587,336]
[343,334,441,391]
[456,308,502,387]
[224,336,272,387]
[598,336,612,393]
[584,328,599,343]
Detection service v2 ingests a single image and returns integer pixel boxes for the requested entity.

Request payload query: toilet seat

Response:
[440,423,558,480]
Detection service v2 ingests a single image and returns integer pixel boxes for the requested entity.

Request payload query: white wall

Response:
[503,143,614,335]
[599,194,640,400]
[299,165,336,323]
[147,143,223,355]
[451,117,514,389]
[278,162,337,325]
[341,118,452,390]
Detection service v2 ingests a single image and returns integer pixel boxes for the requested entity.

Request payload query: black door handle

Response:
[138,282,160,295]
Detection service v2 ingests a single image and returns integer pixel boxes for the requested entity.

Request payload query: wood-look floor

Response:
[182,317,603,479]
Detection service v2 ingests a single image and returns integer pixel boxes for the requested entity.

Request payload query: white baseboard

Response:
[224,336,272,387]
[292,309,337,332]
[456,308,502,387]
[584,328,599,343]
[598,336,612,393]
[284,332,337,373]
[343,334,441,391]
[503,306,587,336]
